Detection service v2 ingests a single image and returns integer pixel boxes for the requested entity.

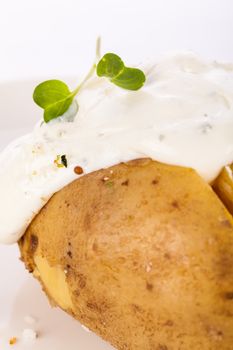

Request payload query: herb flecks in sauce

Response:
[54,155,68,168]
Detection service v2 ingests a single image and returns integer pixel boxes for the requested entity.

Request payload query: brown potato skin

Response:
[19,159,233,350]
[213,165,233,216]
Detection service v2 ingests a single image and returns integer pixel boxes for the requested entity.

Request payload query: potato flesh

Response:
[34,255,73,310]
[19,159,233,350]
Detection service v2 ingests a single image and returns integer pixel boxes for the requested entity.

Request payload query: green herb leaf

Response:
[97,53,146,91]
[96,53,124,78]
[112,67,146,91]
[33,80,71,108]
[33,80,73,123]
[43,96,73,123]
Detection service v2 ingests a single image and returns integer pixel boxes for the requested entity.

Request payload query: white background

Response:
[0,0,233,82]
[0,1,233,349]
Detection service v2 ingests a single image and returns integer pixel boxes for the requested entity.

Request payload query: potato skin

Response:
[19,159,233,350]
[213,165,233,216]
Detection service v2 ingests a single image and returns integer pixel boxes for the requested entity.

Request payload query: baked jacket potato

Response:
[19,159,233,350]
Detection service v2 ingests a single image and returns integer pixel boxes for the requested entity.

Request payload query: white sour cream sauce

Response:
[1,52,233,244]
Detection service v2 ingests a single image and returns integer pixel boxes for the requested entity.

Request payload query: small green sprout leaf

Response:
[97,53,146,90]
[43,94,73,123]
[33,80,74,123]
[112,67,146,91]
[33,80,71,108]
[96,53,124,79]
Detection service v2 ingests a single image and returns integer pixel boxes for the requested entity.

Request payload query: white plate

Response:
[0,80,114,350]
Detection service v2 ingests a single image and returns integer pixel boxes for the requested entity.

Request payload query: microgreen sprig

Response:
[33,39,146,123]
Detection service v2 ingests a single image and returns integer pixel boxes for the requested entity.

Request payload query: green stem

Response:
[72,63,96,97]
[71,36,101,97]
[96,36,101,61]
